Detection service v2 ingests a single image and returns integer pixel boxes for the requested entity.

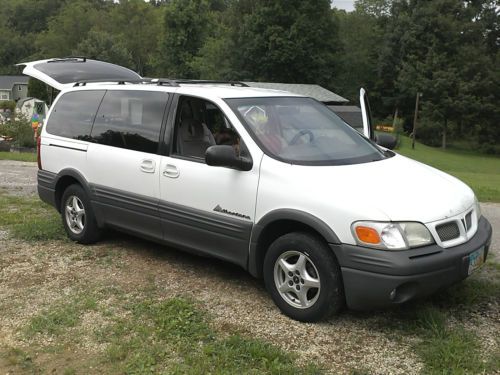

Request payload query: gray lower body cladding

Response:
[37,170,57,207]
[333,216,493,310]
[37,171,252,269]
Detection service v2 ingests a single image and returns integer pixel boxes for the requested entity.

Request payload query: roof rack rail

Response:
[173,80,248,87]
[72,78,248,87]
[73,79,149,87]
[48,56,87,63]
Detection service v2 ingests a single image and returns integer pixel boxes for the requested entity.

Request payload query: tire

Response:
[263,232,344,322]
[61,184,101,244]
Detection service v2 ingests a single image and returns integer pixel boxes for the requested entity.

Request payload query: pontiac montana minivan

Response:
[21,58,492,322]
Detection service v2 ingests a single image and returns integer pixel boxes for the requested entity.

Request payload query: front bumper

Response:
[330,216,493,310]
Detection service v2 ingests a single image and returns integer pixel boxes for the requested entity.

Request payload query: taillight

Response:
[37,136,42,170]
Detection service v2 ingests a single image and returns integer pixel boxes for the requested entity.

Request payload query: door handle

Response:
[140,159,156,173]
[163,164,180,178]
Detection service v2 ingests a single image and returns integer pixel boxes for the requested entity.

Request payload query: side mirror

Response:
[375,133,397,150]
[205,145,253,171]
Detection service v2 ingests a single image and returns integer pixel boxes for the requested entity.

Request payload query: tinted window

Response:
[91,90,168,153]
[34,59,141,84]
[47,90,105,140]
[226,97,387,166]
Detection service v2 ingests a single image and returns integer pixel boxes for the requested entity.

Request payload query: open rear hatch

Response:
[17,57,142,91]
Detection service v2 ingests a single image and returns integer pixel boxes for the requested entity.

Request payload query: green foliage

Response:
[414,116,443,147]
[35,0,104,57]
[161,0,217,78]
[73,30,133,68]
[27,79,49,102]
[0,0,497,152]
[0,115,35,148]
[228,0,339,85]
[106,0,163,76]
[0,100,16,112]
[333,7,381,101]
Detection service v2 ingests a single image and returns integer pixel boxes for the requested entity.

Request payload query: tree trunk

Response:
[442,119,447,149]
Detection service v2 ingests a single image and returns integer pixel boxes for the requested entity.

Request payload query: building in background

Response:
[0,75,29,102]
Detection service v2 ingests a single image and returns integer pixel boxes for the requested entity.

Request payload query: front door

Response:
[159,95,260,268]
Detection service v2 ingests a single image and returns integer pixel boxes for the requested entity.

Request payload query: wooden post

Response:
[392,107,399,131]
[411,92,421,149]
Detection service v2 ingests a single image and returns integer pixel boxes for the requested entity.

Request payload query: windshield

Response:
[226,97,387,166]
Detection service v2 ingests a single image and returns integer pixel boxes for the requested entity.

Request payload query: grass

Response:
[375,273,500,375]
[2,347,40,373]
[0,192,65,241]
[20,291,321,374]
[429,276,500,311]
[0,150,37,162]
[396,135,500,202]
[25,294,98,336]
[99,297,320,374]
[412,307,486,375]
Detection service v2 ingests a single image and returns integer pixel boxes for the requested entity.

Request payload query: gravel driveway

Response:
[1,160,499,374]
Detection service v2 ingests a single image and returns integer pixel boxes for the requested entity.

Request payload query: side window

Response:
[46,90,105,140]
[173,96,248,160]
[91,90,168,154]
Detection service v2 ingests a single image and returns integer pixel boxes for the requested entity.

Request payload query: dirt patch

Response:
[0,160,37,197]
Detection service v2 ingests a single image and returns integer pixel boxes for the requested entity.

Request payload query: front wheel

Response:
[263,232,344,322]
[61,184,101,244]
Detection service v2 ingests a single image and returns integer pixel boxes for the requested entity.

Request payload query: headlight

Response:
[352,221,434,250]
[474,196,482,219]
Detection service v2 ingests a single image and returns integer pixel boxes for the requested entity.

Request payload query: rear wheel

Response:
[61,184,101,244]
[263,232,344,322]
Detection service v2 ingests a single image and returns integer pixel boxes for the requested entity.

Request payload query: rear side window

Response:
[91,90,168,154]
[47,90,105,140]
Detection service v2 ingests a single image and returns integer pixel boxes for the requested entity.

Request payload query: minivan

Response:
[21,58,492,322]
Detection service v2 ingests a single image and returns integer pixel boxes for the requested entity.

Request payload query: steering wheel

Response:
[290,129,314,145]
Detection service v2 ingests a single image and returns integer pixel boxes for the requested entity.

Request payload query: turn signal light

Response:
[355,226,381,244]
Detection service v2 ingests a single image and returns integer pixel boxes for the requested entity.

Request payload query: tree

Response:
[35,1,105,57]
[73,30,133,69]
[7,0,66,35]
[160,0,217,78]
[106,0,163,76]
[332,8,382,102]
[396,0,498,149]
[228,0,340,86]
[27,79,49,102]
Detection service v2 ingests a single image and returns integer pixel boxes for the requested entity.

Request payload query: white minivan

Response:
[21,58,492,322]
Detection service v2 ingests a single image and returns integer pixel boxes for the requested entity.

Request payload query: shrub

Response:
[0,100,16,112]
[0,114,35,148]
[415,117,442,147]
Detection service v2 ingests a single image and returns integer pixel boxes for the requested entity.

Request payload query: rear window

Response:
[91,90,168,154]
[46,90,105,140]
